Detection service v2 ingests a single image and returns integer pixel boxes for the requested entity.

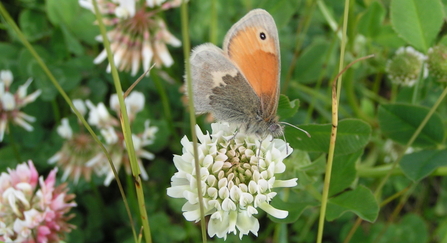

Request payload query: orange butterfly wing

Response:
[223,9,280,121]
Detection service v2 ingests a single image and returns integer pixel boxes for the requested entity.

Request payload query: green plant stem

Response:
[181,1,207,242]
[411,63,425,104]
[0,3,136,241]
[90,0,149,242]
[209,0,217,44]
[317,1,350,242]
[390,83,398,102]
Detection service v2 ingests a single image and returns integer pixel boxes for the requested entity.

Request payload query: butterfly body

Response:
[189,9,282,137]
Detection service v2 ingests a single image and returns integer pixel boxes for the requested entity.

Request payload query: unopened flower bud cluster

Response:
[386,45,447,86]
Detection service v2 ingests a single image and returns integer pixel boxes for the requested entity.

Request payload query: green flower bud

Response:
[427,45,447,82]
[386,46,427,86]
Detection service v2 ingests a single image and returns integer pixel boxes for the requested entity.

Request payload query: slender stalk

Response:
[316,0,350,242]
[411,63,425,104]
[0,2,137,242]
[181,1,207,241]
[209,0,217,44]
[90,0,150,242]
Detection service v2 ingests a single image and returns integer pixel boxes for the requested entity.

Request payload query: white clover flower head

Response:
[81,0,181,76]
[427,45,447,82]
[386,46,428,87]
[167,122,297,239]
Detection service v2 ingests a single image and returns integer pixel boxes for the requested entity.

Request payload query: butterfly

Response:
[189,9,297,138]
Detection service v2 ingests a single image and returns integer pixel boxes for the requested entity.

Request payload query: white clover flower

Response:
[81,0,182,76]
[167,123,297,239]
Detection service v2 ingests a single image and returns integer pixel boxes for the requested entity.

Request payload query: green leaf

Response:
[294,41,332,84]
[46,0,79,26]
[286,119,371,155]
[375,25,406,49]
[369,214,429,243]
[390,0,444,52]
[0,43,20,68]
[329,150,362,197]
[357,1,386,38]
[327,186,379,222]
[258,0,301,29]
[378,104,445,148]
[19,9,51,42]
[61,25,84,55]
[277,94,299,120]
[400,149,447,181]
[291,152,326,187]
[53,61,83,92]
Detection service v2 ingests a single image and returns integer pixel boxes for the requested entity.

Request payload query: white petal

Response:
[258,201,288,219]
[2,92,15,110]
[57,118,73,139]
[236,209,259,238]
[273,178,298,188]
[0,70,13,87]
[72,99,87,116]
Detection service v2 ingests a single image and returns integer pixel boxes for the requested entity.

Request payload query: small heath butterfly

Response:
[189,9,285,138]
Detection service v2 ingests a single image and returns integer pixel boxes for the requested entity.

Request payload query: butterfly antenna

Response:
[280,122,311,138]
